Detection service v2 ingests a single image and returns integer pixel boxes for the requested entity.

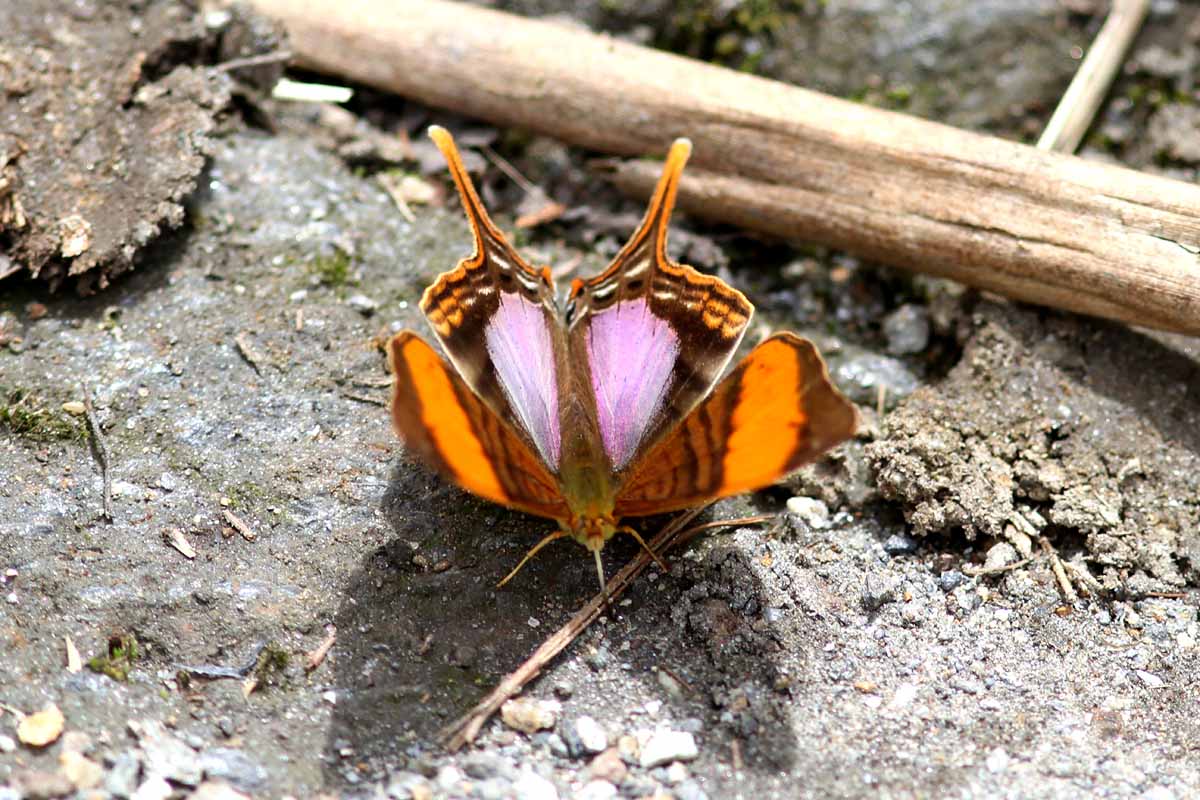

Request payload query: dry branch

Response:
[251,0,1200,336]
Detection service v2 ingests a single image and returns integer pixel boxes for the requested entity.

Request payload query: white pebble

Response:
[639,730,698,768]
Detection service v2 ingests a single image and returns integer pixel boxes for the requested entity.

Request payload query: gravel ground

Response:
[2,2,1199,799]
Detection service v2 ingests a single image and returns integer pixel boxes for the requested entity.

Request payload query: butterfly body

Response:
[389,127,858,585]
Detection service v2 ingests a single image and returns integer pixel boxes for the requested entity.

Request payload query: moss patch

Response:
[0,387,86,443]
[86,633,140,681]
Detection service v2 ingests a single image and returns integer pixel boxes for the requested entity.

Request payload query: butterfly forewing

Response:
[389,332,570,519]
[568,139,753,474]
[419,127,565,471]
[612,333,859,517]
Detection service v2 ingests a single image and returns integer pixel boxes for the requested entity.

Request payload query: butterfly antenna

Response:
[618,526,670,573]
[497,530,568,588]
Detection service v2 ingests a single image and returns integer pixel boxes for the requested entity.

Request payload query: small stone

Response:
[834,351,920,406]
[61,401,86,416]
[11,769,74,799]
[639,730,698,768]
[985,747,1010,774]
[129,719,202,786]
[1135,670,1165,689]
[435,765,466,793]
[186,781,253,800]
[938,570,965,592]
[511,769,558,800]
[882,304,931,355]
[575,779,618,800]
[983,542,1019,572]
[17,704,64,747]
[565,716,608,757]
[461,753,506,780]
[132,774,174,800]
[60,750,104,790]
[552,682,574,699]
[346,294,379,315]
[386,771,433,800]
[588,748,627,784]
[472,777,512,800]
[289,289,308,303]
[0,735,15,753]
[616,735,639,764]
[882,533,918,555]
[675,779,710,800]
[199,748,268,792]
[862,575,898,611]
[785,496,830,529]
[501,697,559,734]
[159,472,178,492]
[665,762,689,784]
[59,214,93,258]
[105,751,142,797]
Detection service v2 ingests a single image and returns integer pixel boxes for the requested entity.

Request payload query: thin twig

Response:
[222,509,258,542]
[480,144,537,194]
[340,390,387,406]
[305,626,337,673]
[438,504,709,751]
[234,332,267,375]
[1037,0,1150,153]
[81,384,112,522]
[1041,538,1078,603]
[670,514,774,551]
[214,49,294,73]
[962,556,1034,577]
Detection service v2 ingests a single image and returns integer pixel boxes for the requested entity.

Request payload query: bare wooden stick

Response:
[1038,0,1150,153]
[249,0,1200,335]
[81,384,112,522]
[438,506,707,751]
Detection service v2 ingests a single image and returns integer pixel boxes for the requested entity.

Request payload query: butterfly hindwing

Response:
[612,333,859,517]
[420,126,564,469]
[389,331,569,519]
[568,139,753,472]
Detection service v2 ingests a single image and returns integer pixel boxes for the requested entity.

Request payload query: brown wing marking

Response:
[613,333,858,517]
[419,126,560,437]
[389,332,568,520]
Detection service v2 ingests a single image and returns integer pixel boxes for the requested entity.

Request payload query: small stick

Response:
[1037,0,1150,153]
[480,144,537,195]
[340,390,387,406]
[438,504,708,751]
[1041,538,1078,603]
[222,509,258,542]
[305,626,337,672]
[670,514,774,551]
[234,332,267,375]
[962,557,1034,578]
[81,384,113,522]
[214,49,293,73]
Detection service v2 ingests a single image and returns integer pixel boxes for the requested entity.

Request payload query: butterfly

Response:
[388,126,859,590]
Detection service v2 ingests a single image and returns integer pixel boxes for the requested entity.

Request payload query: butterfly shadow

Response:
[321,462,803,788]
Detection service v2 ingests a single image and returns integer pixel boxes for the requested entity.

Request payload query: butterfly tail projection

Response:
[612,333,858,517]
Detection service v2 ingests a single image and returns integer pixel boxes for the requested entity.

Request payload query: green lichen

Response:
[250,643,292,690]
[87,633,140,681]
[0,387,86,443]
[309,251,354,287]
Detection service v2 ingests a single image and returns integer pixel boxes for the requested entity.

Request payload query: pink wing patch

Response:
[484,293,561,468]
[586,297,680,469]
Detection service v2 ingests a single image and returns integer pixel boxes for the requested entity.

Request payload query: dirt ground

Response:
[2,1,1199,799]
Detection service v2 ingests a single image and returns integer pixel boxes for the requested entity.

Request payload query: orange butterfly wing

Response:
[389,332,570,520]
[613,333,858,517]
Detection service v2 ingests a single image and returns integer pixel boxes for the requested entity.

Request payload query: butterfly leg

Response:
[497,529,569,588]
[616,526,670,573]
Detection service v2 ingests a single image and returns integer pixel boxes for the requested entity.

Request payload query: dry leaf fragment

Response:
[17,704,64,747]
[165,528,196,559]
[61,401,86,416]
[515,199,566,230]
[221,510,256,542]
[65,636,82,673]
